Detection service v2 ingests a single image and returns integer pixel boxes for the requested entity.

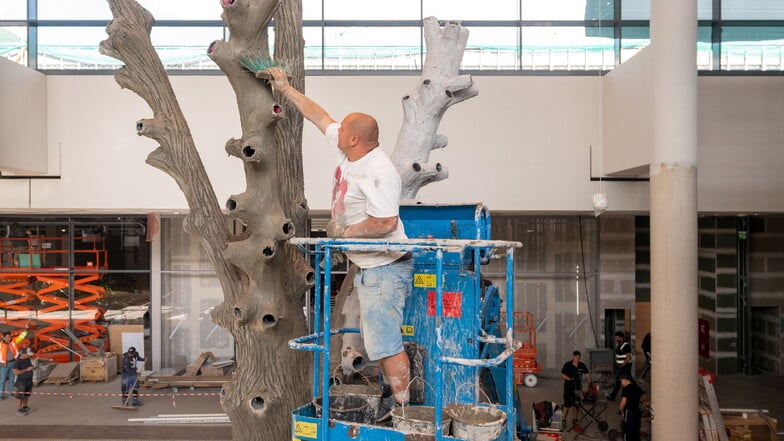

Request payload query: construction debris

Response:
[141,352,233,391]
[43,362,80,386]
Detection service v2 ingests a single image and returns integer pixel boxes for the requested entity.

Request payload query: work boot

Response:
[376,385,395,423]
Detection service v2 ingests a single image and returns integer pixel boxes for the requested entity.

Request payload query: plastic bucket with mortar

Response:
[329,384,382,423]
[391,406,451,436]
[313,395,369,423]
[445,404,507,441]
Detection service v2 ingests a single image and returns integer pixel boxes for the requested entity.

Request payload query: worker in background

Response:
[618,372,644,441]
[639,332,651,381]
[121,347,144,406]
[269,67,413,421]
[560,350,592,431]
[0,331,22,400]
[606,331,632,401]
[12,348,34,416]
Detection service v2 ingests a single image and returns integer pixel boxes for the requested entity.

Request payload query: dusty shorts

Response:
[13,380,32,400]
[355,258,413,361]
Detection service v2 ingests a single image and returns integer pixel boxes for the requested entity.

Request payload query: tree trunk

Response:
[100,1,311,440]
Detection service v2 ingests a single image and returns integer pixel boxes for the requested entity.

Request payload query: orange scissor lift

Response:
[511,311,542,387]
[0,235,108,362]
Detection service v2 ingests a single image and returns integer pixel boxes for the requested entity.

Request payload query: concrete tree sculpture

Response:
[391,16,479,199]
[100,1,311,440]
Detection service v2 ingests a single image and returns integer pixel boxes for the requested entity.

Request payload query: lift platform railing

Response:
[289,237,521,441]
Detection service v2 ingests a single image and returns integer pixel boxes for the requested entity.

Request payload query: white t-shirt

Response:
[326,123,407,268]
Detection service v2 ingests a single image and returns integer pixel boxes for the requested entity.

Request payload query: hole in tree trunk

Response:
[262,314,277,329]
[412,163,421,172]
[250,396,265,411]
[262,246,274,257]
[226,198,237,211]
[242,146,255,157]
[436,163,442,172]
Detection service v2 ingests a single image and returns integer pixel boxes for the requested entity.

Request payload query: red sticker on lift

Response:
[427,291,462,318]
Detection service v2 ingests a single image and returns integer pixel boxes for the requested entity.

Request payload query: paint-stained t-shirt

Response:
[326,123,407,268]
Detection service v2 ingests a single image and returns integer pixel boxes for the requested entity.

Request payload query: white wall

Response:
[0,73,781,213]
[0,58,47,174]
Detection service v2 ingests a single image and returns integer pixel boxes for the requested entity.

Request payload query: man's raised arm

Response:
[269,67,335,134]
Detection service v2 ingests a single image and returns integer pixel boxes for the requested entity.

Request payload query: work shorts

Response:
[13,380,32,400]
[355,258,413,361]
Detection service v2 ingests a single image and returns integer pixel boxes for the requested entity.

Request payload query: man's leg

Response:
[640,353,651,379]
[121,376,129,404]
[380,351,410,404]
[0,365,8,399]
[131,376,140,405]
[607,367,621,400]
[6,369,15,400]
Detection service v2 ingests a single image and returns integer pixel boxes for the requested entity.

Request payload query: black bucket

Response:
[313,395,370,423]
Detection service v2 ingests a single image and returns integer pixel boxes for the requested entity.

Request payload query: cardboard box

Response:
[80,354,118,382]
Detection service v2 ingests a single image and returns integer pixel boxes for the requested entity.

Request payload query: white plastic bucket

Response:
[446,404,508,441]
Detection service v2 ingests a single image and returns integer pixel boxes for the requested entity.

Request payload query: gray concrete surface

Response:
[0,370,779,440]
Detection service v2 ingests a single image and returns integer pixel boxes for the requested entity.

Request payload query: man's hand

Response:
[326,221,347,238]
[267,67,291,95]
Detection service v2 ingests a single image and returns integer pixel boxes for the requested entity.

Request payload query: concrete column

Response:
[650,0,699,440]
[150,214,162,371]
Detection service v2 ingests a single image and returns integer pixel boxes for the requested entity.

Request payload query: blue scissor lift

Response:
[290,204,526,441]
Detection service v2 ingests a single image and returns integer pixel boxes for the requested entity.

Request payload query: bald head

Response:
[342,113,379,149]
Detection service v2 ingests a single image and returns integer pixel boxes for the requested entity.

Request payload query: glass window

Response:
[623,0,712,20]
[523,0,610,21]
[723,0,784,20]
[150,26,222,70]
[459,26,519,70]
[0,1,26,20]
[161,218,233,369]
[136,0,224,20]
[722,26,784,71]
[521,26,614,71]
[303,0,322,20]
[0,26,27,66]
[697,26,713,70]
[38,26,120,70]
[424,0,519,20]
[38,0,112,20]
[303,26,324,69]
[323,26,421,70]
[325,0,419,20]
[1,217,151,363]
[621,26,649,64]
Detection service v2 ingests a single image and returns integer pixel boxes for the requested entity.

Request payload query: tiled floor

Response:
[0,370,780,440]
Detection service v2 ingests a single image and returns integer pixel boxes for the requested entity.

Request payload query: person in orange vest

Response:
[0,332,22,400]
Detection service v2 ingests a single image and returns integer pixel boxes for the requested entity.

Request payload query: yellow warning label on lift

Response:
[294,421,317,439]
[401,325,414,336]
[413,273,436,288]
